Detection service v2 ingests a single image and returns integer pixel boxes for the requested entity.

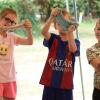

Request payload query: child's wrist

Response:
[50,15,55,20]
[67,30,73,34]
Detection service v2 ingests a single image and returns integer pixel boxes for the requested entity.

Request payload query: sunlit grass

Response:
[78,19,95,38]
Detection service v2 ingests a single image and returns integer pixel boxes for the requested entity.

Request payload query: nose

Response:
[6,21,12,26]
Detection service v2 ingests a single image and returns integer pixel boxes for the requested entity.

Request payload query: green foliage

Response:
[0,0,99,38]
[35,0,99,21]
[34,0,51,21]
[90,0,100,18]
[15,0,41,36]
[50,0,66,8]
[0,1,17,11]
[0,0,41,37]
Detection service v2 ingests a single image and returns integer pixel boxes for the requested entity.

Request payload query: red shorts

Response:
[0,81,17,98]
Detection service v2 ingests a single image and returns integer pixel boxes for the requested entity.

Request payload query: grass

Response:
[78,19,96,38]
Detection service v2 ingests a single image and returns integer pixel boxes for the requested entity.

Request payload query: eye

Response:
[1,48,3,51]
[97,28,100,31]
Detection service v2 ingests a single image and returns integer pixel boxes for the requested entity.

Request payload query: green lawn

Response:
[78,19,96,38]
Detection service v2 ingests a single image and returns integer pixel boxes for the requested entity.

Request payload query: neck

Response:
[98,41,100,44]
[60,33,68,41]
[96,41,100,47]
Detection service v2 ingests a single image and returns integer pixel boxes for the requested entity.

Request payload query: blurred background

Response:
[0,0,100,100]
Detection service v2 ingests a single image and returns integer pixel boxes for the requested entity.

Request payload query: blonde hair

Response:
[95,18,100,27]
[0,8,17,18]
[96,18,100,24]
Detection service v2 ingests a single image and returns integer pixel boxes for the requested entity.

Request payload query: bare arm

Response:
[67,25,77,53]
[90,58,100,72]
[42,7,61,40]
[41,16,53,40]
[16,19,33,45]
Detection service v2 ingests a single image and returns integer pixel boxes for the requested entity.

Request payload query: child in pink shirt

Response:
[0,8,33,100]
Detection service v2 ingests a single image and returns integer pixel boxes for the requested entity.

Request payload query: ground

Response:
[14,36,96,100]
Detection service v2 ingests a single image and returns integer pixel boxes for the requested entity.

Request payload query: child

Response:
[86,19,100,100]
[0,8,33,100]
[39,7,80,100]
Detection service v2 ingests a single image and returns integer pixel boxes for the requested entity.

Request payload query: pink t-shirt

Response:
[0,31,18,83]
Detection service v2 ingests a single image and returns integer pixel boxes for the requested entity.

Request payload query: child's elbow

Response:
[69,47,77,53]
[28,39,33,45]
[29,42,33,45]
[70,48,80,56]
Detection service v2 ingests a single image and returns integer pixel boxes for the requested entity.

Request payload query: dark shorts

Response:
[92,88,100,100]
[42,86,73,100]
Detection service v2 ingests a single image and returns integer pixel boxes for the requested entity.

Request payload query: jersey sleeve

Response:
[43,33,57,49]
[73,39,80,56]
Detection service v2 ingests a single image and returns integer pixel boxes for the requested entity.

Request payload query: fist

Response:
[23,19,32,30]
[67,25,76,33]
[51,7,61,17]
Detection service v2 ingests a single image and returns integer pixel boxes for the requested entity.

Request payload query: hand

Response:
[50,7,61,18]
[96,63,100,72]
[91,58,100,72]
[23,19,32,31]
[67,25,76,33]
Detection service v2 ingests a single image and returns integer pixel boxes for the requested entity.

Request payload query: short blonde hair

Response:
[96,18,100,24]
[95,18,100,27]
[0,8,17,18]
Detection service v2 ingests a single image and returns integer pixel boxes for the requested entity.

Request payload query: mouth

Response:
[96,32,100,36]
[4,24,7,26]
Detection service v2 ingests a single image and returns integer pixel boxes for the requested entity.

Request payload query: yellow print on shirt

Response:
[0,43,9,56]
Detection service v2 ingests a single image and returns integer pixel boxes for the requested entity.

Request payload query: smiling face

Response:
[1,14,17,27]
[94,19,100,42]
[0,8,17,27]
[1,13,17,27]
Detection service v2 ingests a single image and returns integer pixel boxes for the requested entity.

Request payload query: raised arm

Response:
[16,19,33,45]
[41,16,53,40]
[42,8,61,40]
[67,25,78,53]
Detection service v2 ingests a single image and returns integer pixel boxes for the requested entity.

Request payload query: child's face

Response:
[0,13,17,27]
[94,21,100,41]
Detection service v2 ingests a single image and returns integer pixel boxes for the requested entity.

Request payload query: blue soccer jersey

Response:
[40,33,80,89]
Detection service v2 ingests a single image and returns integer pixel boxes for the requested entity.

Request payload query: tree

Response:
[34,0,51,22]
[88,0,100,18]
